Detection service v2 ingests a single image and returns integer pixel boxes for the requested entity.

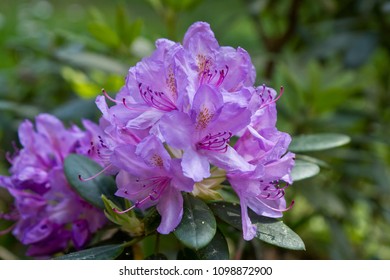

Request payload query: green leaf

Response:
[64,154,120,209]
[0,101,40,118]
[163,0,204,11]
[291,160,320,181]
[88,21,120,48]
[51,98,97,122]
[289,133,351,152]
[253,217,305,251]
[54,244,124,260]
[208,202,246,234]
[174,194,217,250]
[196,229,229,260]
[177,248,199,260]
[209,202,305,250]
[56,50,127,74]
[176,229,229,260]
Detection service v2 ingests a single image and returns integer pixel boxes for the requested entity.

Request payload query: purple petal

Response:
[263,152,295,184]
[239,200,257,241]
[26,229,70,257]
[112,145,155,178]
[208,146,255,173]
[247,196,285,218]
[183,22,219,56]
[207,102,251,135]
[159,111,194,149]
[115,170,156,210]
[9,189,47,213]
[136,135,171,170]
[221,87,253,107]
[16,166,47,185]
[36,114,80,157]
[18,120,34,149]
[182,148,210,182]
[134,41,184,111]
[125,109,165,130]
[170,159,195,192]
[95,95,110,121]
[156,187,183,234]
[191,84,223,129]
[72,219,90,249]
[22,219,54,244]
[216,47,256,91]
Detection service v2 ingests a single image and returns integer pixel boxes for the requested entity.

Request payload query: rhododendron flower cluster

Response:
[0,114,107,256]
[95,22,295,240]
[0,21,295,257]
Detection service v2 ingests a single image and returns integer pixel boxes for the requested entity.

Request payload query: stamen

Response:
[257,180,293,212]
[102,89,121,104]
[259,86,284,109]
[138,83,177,112]
[258,199,295,212]
[0,224,16,236]
[5,142,20,164]
[199,65,229,87]
[113,176,170,214]
[112,196,149,214]
[5,152,13,164]
[102,89,145,113]
[78,164,113,182]
[98,136,107,148]
[216,65,229,87]
[196,131,232,152]
[122,98,146,112]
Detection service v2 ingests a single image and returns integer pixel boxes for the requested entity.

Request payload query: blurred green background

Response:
[0,0,389,259]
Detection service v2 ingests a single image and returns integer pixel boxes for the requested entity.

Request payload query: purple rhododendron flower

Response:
[159,84,254,182]
[0,114,107,257]
[111,135,194,234]
[93,21,295,239]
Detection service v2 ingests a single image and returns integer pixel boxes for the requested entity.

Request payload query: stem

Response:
[210,166,218,173]
[121,236,145,248]
[243,0,302,79]
[234,237,246,260]
[154,233,161,254]
[165,8,177,40]
[203,175,226,181]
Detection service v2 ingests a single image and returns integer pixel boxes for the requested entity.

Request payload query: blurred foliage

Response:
[1,0,390,259]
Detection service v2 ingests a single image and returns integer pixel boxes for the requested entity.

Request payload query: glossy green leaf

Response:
[64,154,120,209]
[176,229,229,260]
[54,244,124,260]
[174,194,216,250]
[209,202,305,250]
[196,229,229,260]
[208,202,247,234]
[289,133,351,152]
[291,160,320,181]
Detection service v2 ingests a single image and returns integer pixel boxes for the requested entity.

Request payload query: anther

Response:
[102,89,121,104]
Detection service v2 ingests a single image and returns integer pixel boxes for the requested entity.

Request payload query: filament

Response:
[78,164,113,182]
